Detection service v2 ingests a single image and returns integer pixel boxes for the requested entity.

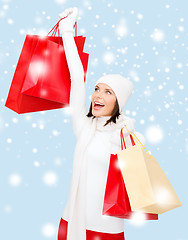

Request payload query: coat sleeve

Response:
[62,32,88,139]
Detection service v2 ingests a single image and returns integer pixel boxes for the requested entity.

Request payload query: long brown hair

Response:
[86,99,121,126]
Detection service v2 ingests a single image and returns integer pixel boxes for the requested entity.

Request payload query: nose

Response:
[96,90,104,98]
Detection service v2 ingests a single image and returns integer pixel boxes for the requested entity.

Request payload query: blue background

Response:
[0,0,187,239]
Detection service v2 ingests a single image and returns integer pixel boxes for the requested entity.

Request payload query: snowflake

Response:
[34,161,40,167]
[32,148,38,153]
[7,138,12,143]
[145,125,164,144]
[178,26,184,32]
[150,29,165,42]
[52,130,60,136]
[137,13,143,20]
[9,174,22,186]
[129,70,140,82]
[41,223,56,237]
[115,18,128,38]
[43,171,58,186]
[7,18,13,24]
[103,52,115,64]
[177,120,183,125]
[129,212,147,226]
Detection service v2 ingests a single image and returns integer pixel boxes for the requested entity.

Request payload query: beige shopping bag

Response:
[117,126,182,214]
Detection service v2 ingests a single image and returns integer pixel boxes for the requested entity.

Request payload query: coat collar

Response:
[95,111,127,132]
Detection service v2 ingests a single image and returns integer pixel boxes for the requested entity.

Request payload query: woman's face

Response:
[91,83,117,117]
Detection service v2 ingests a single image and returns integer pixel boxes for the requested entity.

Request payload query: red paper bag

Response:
[103,129,158,220]
[5,21,89,114]
[103,153,132,218]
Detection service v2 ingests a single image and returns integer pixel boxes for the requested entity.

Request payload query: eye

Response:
[106,90,111,94]
[95,87,99,91]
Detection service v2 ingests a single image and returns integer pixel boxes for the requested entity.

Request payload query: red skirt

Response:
[58,218,125,240]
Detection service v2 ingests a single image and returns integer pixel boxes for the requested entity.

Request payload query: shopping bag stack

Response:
[5,19,89,114]
[103,126,182,220]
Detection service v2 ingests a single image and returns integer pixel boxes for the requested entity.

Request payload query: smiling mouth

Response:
[93,101,105,110]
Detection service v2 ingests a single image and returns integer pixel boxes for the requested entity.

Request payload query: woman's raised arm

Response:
[59,7,88,139]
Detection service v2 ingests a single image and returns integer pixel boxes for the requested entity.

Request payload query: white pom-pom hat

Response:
[95,74,134,112]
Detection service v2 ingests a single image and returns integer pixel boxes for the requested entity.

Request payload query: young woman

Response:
[57,7,146,240]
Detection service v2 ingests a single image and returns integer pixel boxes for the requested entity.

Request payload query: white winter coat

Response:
[61,32,146,240]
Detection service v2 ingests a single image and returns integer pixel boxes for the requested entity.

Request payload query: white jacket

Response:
[61,31,146,239]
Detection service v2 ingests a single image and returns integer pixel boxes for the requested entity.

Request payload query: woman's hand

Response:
[123,117,136,137]
[59,7,78,34]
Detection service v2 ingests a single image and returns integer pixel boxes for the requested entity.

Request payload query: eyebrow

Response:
[95,85,114,93]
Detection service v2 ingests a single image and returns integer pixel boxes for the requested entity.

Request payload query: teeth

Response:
[95,101,104,106]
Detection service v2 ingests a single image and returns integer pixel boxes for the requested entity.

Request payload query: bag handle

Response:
[120,128,135,149]
[121,125,152,158]
[48,17,78,37]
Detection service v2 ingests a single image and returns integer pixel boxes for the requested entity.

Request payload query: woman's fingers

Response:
[64,8,73,17]
[59,11,66,19]
[59,7,76,20]
[58,7,78,33]
[64,9,70,16]
[68,8,73,13]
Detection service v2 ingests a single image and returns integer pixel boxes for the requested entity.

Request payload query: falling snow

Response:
[145,125,164,144]
[0,0,187,240]
[115,18,128,38]
[43,171,58,186]
[129,212,147,226]
[41,223,56,237]
[103,51,115,64]
[9,173,22,186]
[150,29,165,42]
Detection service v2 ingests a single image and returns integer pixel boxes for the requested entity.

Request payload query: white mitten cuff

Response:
[59,22,74,35]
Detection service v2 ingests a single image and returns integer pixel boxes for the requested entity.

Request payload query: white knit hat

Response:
[95,74,134,112]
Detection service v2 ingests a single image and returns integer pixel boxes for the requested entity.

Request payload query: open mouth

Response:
[93,101,105,110]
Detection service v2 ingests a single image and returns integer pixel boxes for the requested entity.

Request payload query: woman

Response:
[57,7,146,240]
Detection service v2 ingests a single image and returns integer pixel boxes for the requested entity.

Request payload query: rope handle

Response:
[121,125,152,158]
[47,17,78,37]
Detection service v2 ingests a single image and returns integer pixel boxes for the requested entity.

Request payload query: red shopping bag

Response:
[103,128,158,220]
[103,153,132,218]
[5,20,89,114]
